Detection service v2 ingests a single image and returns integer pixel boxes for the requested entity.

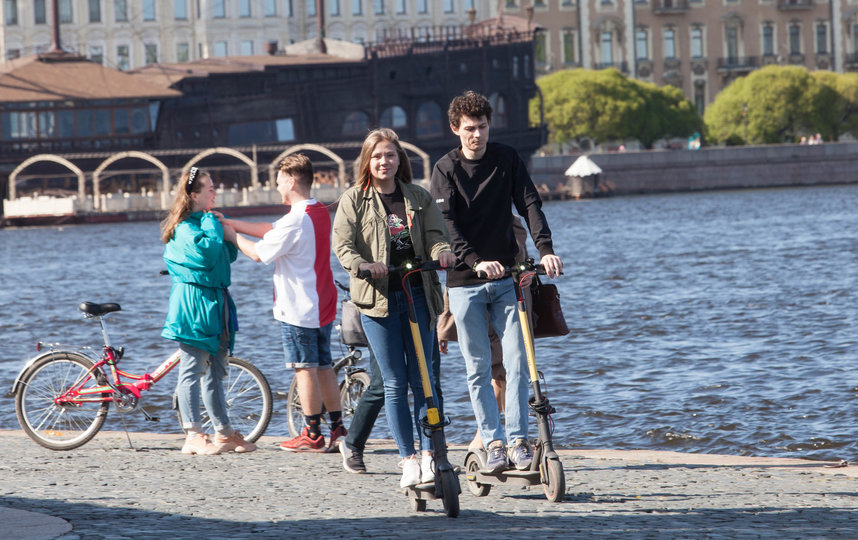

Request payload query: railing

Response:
[593,61,629,73]
[366,25,536,58]
[652,0,690,13]
[716,56,760,71]
[777,0,813,10]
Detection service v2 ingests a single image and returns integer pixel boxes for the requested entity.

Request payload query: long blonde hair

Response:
[160,167,210,243]
[355,128,413,190]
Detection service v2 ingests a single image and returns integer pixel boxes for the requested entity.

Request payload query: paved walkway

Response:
[1,430,855,539]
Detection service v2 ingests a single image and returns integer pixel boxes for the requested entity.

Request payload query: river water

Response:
[1,185,856,461]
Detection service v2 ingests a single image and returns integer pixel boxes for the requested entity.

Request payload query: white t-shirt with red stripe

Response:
[254,198,337,328]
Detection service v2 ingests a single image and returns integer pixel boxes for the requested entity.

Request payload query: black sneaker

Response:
[339,439,366,474]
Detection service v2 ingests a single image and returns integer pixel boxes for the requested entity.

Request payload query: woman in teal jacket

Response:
[160,167,256,455]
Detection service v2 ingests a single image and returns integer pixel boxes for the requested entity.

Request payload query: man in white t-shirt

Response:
[221,154,343,452]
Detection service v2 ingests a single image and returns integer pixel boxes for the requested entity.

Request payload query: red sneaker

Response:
[280,427,324,452]
[324,424,348,453]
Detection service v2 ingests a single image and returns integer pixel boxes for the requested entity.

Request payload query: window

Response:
[374,0,384,14]
[240,0,251,16]
[726,27,738,62]
[416,102,442,138]
[535,33,546,64]
[95,110,111,135]
[601,32,613,65]
[143,0,156,20]
[380,106,407,128]
[77,110,94,137]
[116,45,130,70]
[35,0,47,24]
[214,41,228,56]
[352,0,362,14]
[691,27,703,57]
[145,43,158,64]
[286,0,293,16]
[563,31,576,64]
[512,55,519,78]
[5,0,18,25]
[664,28,676,58]
[396,0,406,13]
[240,40,254,55]
[213,0,225,17]
[489,94,507,128]
[342,111,370,135]
[58,110,75,138]
[59,0,72,22]
[694,83,705,116]
[114,109,130,134]
[175,0,188,19]
[816,23,827,54]
[789,24,800,55]
[177,42,190,62]
[762,25,773,56]
[6,49,20,60]
[276,118,295,141]
[307,0,316,16]
[330,0,340,15]
[444,0,454,13]
[636,29,648,59]
[227,119,295,144]
[418,0,427,13]
[265,0,276,15]
[88,0,101,22]
[115,0,127,22]
[90,45,104,64]
[506,0,516,6]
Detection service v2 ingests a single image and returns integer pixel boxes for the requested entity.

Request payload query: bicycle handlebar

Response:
[356,259,445,279]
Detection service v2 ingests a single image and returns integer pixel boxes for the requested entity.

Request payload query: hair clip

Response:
[186,167,199,193]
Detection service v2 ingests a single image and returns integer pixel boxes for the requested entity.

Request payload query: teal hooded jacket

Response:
[161,211,238,355]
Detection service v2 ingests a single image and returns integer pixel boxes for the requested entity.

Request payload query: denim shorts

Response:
[280,321,333,369]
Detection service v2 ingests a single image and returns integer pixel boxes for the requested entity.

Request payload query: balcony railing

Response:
[777,0,813,10]
[652,0,690,14]
[716,56,759,72]
[594,61,629,73]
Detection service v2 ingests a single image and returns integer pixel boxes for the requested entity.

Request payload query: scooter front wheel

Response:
[440,469,460,517]
[464,453,491,497]
[542,458,566,502]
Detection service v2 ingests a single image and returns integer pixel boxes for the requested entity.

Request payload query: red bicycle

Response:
[11,301,273,451]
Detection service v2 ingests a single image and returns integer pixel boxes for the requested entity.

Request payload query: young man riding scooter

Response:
[430,90,563,472]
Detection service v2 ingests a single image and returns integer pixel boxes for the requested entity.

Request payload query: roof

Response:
[128,45,364,90]
[0,52,182,103]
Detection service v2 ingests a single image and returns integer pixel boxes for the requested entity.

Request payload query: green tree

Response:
[705,65,819,144]
[810,71,858,140]
[531,68,700,148]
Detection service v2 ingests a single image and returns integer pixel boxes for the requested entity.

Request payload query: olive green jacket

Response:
[332,180,451,323]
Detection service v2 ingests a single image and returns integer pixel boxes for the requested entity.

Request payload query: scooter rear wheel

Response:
[542,458,566,502]
[440,469,460,517]
[464,453,491,497]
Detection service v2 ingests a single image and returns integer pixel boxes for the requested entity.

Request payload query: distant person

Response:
[161,166,256,455]
[219,154,345,452]
[332,128,455,488]
[430,90,562,472]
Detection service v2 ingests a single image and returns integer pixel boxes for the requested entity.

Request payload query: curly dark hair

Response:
[447,90,493,128]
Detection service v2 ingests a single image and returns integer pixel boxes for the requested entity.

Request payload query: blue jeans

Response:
[345,338,443,452]
[176,335,231,432]
[360,287,435,457]
[280,322,333,368]
[448,278,529,445]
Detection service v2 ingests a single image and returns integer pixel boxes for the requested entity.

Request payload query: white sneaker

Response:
[399,455,421,488]
[421,453,435,484]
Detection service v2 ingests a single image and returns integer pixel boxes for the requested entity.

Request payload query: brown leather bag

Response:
[530,277,570,338]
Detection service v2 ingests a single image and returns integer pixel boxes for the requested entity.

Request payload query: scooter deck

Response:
[469,468,541,487]
[403,481,439,500]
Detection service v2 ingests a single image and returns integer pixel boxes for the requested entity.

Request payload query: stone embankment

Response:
[1,430,856,539]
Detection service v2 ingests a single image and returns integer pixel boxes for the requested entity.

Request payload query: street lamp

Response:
[742,102,748,144]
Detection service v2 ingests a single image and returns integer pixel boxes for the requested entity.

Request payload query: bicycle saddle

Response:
[79,302,122,316]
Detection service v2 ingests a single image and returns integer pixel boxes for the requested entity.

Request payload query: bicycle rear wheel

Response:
[178,357,273,442]
[339,370,370,419]
[15,352,109,450]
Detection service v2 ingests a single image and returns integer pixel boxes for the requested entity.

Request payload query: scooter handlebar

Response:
[356,259,445,279]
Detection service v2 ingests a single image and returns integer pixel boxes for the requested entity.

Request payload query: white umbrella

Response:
[564,155,602,177]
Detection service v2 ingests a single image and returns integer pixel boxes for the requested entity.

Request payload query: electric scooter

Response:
[358,258,461,517]
[462,259,566,502]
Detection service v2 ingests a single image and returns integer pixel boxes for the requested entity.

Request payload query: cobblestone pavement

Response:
[1,430,856,539]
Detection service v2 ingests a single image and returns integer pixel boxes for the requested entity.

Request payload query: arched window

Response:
[342,111,370,136]
[416,101,442,139]
[488,93,507,128]
[380,106,407,128]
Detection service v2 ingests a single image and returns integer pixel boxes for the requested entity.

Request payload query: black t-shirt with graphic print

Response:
[378,186,417,292]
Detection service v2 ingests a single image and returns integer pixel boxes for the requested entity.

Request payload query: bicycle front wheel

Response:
[15,352,109,451]
[178,357,273,442]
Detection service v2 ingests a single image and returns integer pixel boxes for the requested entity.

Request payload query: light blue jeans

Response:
[176,335,231,432]
[448,278,529,446]
[360,286,435,458]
